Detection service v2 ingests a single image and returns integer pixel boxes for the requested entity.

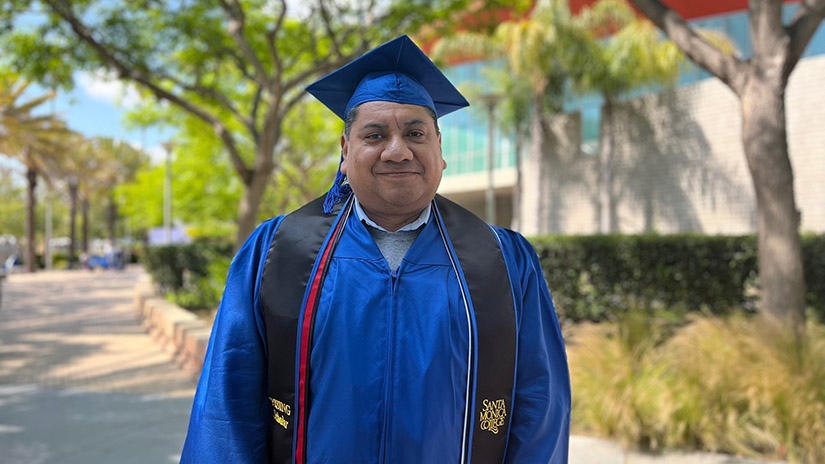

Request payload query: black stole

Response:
[260,195,517,464]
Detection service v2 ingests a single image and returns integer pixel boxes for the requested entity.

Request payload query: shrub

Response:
[567,308,679,451]
[569,313,825,462]
[531,234,825,323]
[143,242,234,310]
[803,233,825,317]
[168,254,232,311]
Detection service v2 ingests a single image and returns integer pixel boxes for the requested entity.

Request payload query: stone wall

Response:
[134,276,211,381]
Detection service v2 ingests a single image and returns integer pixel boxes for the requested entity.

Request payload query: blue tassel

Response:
[323,153,352,214]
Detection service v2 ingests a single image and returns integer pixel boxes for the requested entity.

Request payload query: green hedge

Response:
[144,234,825,319]
[805,233,825,315]
[143,242,234,310]
[531,234,825,323]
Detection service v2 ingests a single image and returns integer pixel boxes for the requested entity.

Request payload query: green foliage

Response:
[3,0,520,250]
[142,242,233,310]
[116,97,339,241]
[569,310,677,451]
[114,164,165,234]
[531,234,825,322]
[570,313,825,461]
[115,112,241,240]
[167,255,233,311]
[803,232,825,314]
[0,71,69,171]
[432,0,577,118]
[571,0,684,99]
[533,234,757,321]
[261,100,341,218]
[0,167,25,237]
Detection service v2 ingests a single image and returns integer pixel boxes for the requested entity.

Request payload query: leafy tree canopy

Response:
[1,0,528,249]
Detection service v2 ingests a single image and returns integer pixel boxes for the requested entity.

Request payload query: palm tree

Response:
[0,74,69,272]
[85,138,147,243]
[55,132,94,268]
[570,0,685,233]
[433,0,581,230]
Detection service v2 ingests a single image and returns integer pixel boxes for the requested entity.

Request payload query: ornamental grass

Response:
[568,310,825,463]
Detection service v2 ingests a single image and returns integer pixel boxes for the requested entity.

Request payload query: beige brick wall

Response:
[517,55,825,236]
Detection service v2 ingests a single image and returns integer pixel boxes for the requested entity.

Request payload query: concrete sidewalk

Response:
[0,267,195,464]
[568,436,786,464]
[0,268,785,463]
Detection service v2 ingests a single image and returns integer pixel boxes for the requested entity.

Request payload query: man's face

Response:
[341,101,445,225]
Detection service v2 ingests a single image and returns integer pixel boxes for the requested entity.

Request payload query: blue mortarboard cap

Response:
[306,35,469,120]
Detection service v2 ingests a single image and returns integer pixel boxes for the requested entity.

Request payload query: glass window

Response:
[581,102,601,144]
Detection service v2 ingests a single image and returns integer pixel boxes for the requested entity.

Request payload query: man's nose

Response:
[381,134,414,162]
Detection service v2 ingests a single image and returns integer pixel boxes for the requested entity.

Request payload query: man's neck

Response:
[353,199,431,232]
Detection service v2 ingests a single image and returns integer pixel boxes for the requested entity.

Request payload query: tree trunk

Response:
[108,195,117,243]
[624,0,821,334]
[25,166,38,273]
[235,164,274,253]
[82,197,90,253]
[510,135,524,231]
[527,93,551,235]
[598,98,617,233]
[68,180,78,269]
[741,77,806,330]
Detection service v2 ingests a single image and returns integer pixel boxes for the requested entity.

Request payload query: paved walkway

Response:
[0,268,785,464]
[0,267,195,464]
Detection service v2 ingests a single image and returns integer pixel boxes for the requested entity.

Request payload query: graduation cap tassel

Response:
[323,152,352,214]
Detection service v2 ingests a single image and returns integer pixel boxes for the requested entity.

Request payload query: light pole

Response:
[162,142,174,245]
[479,93,504,226]
[45,186,53,270]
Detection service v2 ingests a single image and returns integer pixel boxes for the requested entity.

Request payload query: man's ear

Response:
[438,132,446,171]
[340,134,349,174]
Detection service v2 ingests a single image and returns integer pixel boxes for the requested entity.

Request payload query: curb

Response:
[134,275,210,381]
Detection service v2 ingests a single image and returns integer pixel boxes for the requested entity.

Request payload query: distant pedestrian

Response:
[3,254,17,274]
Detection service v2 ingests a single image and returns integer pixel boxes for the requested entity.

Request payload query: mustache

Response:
[375,162,420,174]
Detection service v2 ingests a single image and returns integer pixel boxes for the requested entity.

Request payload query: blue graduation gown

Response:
[181,210,570,463]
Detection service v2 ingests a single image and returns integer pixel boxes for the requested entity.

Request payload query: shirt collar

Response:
[353,197,431,232]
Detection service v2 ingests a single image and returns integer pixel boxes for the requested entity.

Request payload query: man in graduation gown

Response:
[181,35,570,464]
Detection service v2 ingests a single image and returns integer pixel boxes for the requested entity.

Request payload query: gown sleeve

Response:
[496,228,571,464]
[180,218,283,464]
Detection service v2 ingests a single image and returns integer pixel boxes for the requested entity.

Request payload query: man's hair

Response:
[344,103,440,138]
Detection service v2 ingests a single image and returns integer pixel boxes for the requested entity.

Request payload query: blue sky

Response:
[44,71,176,164]
[1,71,175,180]
[3,7,176,167]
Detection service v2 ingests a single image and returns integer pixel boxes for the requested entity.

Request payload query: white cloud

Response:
[129,140,169,166]
[77,70,143,109]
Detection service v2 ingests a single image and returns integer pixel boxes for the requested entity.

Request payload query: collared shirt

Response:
[353,197,431,232]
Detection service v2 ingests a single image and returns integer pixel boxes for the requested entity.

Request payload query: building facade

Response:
[436,0,825,236]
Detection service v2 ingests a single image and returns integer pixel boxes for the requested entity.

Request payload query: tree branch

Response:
[44,0,253,184]
[629,0,749,95]
[250,86,264,145]
[150,67,254,132]
[317,1,343,57]
[280,162,315,200]
[266,0,288,82]
[749,0,786,54]
[785,0,825,78]
[282,90,309,120]
[218,0,270,87]
[283,52,359,92]
[226,46,259,83]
